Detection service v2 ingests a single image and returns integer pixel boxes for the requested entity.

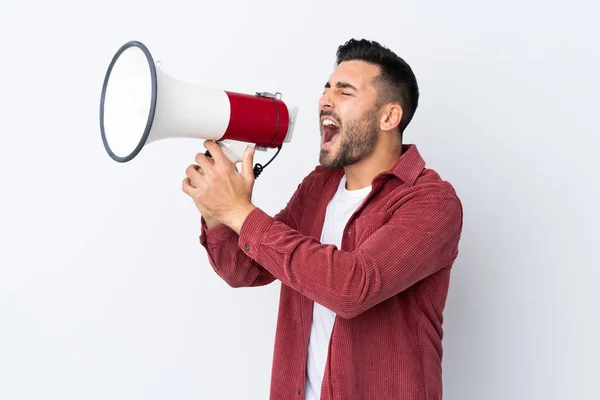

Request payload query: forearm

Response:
[237,210,375,317]
[200,218,275,287]
[199,170,314,289]
[237,196,462,318]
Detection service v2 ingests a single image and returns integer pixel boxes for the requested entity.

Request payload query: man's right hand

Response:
[183,152,223,229]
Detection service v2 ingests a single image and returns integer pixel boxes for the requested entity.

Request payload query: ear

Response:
[379,104,403,132]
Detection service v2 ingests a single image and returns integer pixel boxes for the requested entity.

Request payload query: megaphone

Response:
[99,40,298,177]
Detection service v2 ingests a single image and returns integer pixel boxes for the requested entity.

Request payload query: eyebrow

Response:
[324,81,359,91]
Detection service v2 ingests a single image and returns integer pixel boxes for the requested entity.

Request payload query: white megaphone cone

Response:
[99,40,298,177]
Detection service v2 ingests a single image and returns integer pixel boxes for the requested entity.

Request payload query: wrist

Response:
[203,215,223,229]
[224,203,256,234]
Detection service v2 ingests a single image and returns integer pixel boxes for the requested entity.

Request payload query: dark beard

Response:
[319,108,379,169]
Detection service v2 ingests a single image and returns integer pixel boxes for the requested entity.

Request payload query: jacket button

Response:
[296,388,301,395]
[245,244,250,251]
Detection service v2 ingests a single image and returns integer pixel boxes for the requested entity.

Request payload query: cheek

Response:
[337,105,355,127]
[341,99,370,120]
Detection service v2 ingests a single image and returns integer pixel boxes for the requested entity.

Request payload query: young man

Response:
[182,38,463,400]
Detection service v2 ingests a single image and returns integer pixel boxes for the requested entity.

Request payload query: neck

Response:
[343,137,403,190]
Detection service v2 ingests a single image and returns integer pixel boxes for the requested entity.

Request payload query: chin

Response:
[319,152,341,169]
[318,152,334,168]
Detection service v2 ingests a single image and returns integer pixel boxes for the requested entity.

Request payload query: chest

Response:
[302,174,405,251]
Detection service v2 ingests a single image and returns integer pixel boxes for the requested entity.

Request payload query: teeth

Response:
[321,119,338,127]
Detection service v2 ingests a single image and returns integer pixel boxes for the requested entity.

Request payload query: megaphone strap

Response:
[255,92,281,149]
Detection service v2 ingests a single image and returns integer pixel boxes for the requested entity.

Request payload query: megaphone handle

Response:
[204,149,261,179]
[204,144,282,180]
[205,140,255,177]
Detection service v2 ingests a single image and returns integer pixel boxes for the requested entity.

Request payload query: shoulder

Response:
[407,168,463,223]
[382,166,462,218]
[416,167,460,198]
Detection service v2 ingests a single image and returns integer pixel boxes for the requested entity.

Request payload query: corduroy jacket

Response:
[200,144,463,399]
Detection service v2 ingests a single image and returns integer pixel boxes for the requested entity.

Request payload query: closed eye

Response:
[324,81,359,95]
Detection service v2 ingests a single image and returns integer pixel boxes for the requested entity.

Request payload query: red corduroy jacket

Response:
[199,144,463,399]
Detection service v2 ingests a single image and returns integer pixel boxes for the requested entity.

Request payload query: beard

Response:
[319,108,379,169]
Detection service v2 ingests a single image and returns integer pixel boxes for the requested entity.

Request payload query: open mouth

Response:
[321,118,340,147]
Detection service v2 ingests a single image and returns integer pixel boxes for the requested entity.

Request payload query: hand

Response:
[182,140,256,233]
[182,152,221,228]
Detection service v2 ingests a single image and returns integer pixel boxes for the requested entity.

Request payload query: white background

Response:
[1,0,599,399]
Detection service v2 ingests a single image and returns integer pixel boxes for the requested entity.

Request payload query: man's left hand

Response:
[182,140,256,233]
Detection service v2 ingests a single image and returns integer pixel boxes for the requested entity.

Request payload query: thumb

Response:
[241,146,256,181]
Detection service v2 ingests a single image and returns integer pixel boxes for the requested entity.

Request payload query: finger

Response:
[182,177,197,195]
[240,145,256,181]
[195,158,215,170]
[191,164,207,176]
[185,164,204,187]
[203,140,228,167]
[199,148,216,166]
[194,152,216,177]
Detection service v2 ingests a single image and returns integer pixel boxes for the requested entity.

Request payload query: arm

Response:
[200,217,274,287]
[199,171,315,288]
[235,190,463,319]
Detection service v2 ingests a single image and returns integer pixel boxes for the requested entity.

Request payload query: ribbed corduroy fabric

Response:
[199,144,463,400]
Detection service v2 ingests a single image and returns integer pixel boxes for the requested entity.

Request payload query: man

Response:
[182,38,463,400]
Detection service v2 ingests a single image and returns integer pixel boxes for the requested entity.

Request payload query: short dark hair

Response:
[335,38,419,135]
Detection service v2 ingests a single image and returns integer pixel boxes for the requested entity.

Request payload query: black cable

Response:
[253,144,282,179]
[203,144,283,179]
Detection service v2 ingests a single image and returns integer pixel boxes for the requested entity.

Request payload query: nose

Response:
[319,90,333,111]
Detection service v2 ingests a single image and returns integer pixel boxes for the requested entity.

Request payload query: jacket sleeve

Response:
[199,171,315,288]
[235,189,463,318]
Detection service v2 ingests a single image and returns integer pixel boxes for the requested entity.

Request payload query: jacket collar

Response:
[382,144,426,186]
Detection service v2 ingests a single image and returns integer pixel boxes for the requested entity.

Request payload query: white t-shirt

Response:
[304,175,371,400]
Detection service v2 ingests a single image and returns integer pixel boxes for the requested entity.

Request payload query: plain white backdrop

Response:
[1,0,598,399]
